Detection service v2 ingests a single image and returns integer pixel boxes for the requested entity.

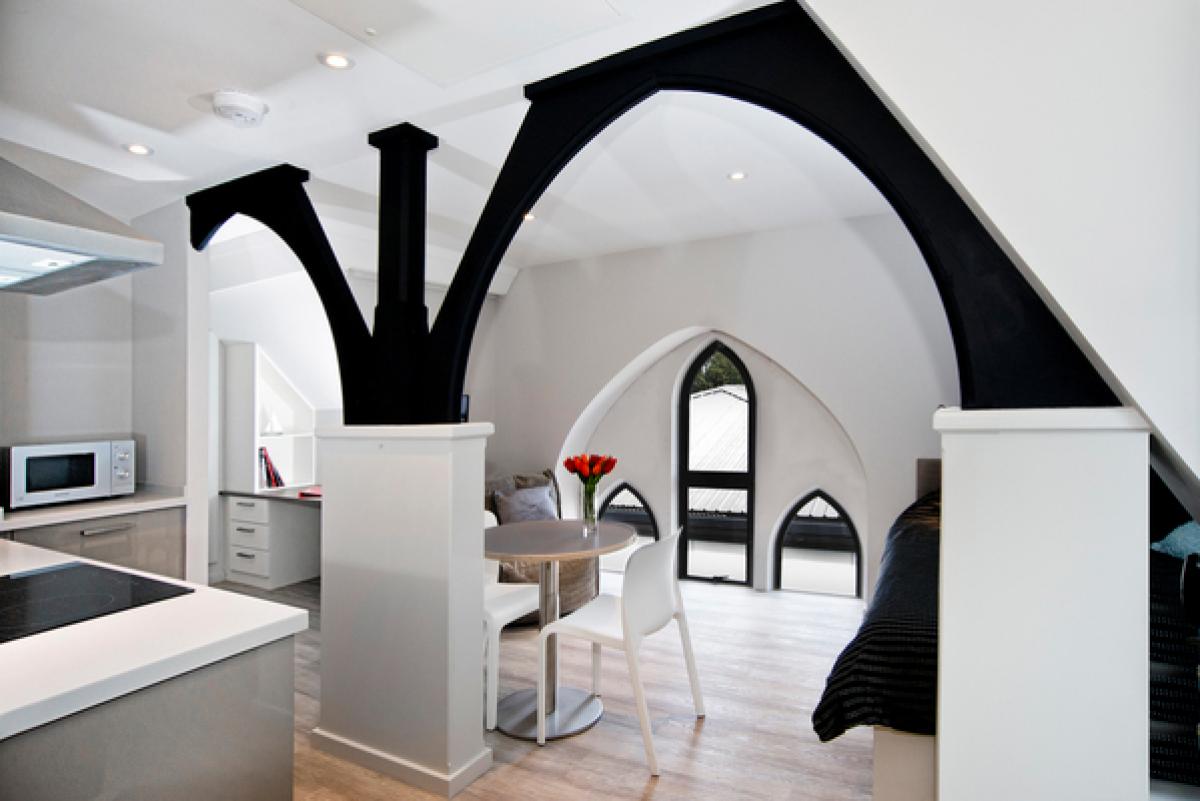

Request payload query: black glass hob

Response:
[0,562,193,644]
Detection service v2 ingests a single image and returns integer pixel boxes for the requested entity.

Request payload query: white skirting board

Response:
[314,423,494,797]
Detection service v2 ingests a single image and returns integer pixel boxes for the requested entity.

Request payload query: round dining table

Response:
[485,518,636,740]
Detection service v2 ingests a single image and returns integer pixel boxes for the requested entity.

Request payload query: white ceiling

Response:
[0,0,889,280]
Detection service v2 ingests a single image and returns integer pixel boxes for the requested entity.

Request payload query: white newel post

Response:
[934,408,1149,801]
[312,423,494,797]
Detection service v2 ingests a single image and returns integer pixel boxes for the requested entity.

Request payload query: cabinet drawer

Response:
[226,496,269,524]
[12,508,185,579]
[228,521,270,551]
[227,545,270,578]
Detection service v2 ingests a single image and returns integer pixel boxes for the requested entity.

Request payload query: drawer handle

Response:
[81,523,135,537]
[236,501,255,508]
[235,527,256,534]
[235,552,256,559]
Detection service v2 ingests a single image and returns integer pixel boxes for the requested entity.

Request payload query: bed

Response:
[813,490,1200,788]
[811,491,940,742]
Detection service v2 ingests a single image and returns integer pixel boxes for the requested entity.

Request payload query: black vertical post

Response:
[367,122,439,420]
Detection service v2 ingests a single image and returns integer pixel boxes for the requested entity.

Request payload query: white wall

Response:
[804,0,1200,506]
[583,331,868,591]
[936,408,1148,800]
[0,276,133,444]
[132,201,210,582]
[469,213,958,591]
[209,271,340,412]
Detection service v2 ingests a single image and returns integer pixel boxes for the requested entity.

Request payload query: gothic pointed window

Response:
[678,342,755,584]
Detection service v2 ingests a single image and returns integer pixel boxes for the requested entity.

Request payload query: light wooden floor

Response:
[217,573,872,801]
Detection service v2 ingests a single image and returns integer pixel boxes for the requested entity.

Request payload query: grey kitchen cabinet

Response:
[12,507,186,579]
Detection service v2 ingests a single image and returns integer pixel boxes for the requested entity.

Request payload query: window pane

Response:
[778,500,856,596]
[687,373,748,472]
[600,487,656,573]
[686,487,747,582]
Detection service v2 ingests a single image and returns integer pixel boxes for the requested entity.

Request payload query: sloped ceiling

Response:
[0,0,886,284]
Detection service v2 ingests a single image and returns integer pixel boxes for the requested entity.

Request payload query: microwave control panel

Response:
[110,440,136,495]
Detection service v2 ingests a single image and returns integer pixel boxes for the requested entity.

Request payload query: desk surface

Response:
[485,519,636,562]
[220,487,321,507]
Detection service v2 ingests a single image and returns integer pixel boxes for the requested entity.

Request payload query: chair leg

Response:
[592,642,602,697]
[537,632,548,745]
[676,610,705,718]
[625,645,659,776]
[485,620,501,730]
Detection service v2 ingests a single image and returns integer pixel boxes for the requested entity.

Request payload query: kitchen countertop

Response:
[0,540,307,739]
[220,486,321,507]
[0,486,187,533]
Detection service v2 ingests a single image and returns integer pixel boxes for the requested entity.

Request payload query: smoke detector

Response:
[211,90,269,128]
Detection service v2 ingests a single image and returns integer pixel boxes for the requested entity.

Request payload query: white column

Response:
[312,423,494,797]
[934,407,1148,801]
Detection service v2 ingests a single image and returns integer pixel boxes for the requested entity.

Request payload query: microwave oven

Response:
[2,440,136,510]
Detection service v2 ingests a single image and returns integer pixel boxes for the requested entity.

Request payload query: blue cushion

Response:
[1151,521,1200,560]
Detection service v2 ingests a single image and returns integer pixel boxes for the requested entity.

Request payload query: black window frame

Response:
[772,490,862,598]
[598,482,660,541]
[677,341,756,585]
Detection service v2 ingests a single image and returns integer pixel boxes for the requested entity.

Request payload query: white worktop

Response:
[0,540,307,739]
[0,486,187,533]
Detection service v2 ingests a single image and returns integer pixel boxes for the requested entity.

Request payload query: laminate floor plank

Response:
[216,572,872,800]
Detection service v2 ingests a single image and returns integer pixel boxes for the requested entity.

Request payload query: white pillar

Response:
[312,423,494,797]
[934,407,1148,801]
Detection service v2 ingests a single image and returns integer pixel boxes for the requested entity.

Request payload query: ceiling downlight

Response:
[318,51,355,70]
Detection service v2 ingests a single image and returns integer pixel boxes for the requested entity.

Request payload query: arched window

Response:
[598,483,659,573]
[677,342,755,584]
[773,491,861,597]
[599,483,659,540]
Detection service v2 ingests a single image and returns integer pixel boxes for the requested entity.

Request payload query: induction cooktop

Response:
[0,562,193,644]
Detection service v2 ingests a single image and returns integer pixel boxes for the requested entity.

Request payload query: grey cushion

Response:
[494,484,557,524]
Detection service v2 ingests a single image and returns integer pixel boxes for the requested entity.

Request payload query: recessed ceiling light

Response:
[318,51,354,70]
[364,27,378,37]
[523,212,536,222]
[125,143,153,156]
[727,171,747,182]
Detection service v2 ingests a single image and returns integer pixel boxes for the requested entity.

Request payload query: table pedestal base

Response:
[494,688,603,741]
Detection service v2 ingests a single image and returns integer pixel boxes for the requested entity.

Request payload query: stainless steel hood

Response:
[0,158,163,294]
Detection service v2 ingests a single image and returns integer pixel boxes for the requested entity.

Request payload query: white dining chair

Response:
[536,531,704,775]
[483,510,540,730]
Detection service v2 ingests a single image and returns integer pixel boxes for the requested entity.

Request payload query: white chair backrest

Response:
[483,511,500,584]
[621,531,680,640]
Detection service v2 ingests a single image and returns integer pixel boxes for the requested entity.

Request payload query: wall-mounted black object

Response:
[459,394,470,423]
[188,1,1115,425]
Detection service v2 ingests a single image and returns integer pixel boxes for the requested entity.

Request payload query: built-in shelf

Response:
[221,341,316,493]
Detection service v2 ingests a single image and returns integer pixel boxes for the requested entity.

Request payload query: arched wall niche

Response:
[560,328,869,592]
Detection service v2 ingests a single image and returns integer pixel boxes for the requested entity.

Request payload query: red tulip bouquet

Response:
[563,453,617,534]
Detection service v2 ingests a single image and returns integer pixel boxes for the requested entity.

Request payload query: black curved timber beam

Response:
[430,1,1116,418]
[187,124,443,423]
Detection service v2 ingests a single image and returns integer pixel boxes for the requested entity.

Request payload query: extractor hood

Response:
[0,158,163,295]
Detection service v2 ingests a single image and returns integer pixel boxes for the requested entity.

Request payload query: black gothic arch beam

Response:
[188,125,442,423]
[430,1,1116,419]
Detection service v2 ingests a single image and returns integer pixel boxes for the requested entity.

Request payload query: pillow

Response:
[1151,520,1200,560]
[494,484,558,524]
[514,470,563,518]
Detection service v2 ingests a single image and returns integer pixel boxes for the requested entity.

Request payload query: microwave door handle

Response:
[80,522,135,537]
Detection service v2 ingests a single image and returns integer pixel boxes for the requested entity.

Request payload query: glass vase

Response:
[582,481,597,536]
